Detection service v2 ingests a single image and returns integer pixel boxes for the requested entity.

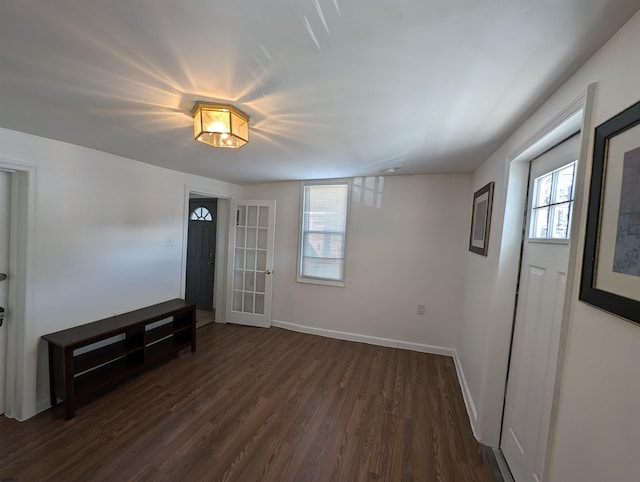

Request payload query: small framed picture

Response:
[469,182,494,256]
[580,100,640,325]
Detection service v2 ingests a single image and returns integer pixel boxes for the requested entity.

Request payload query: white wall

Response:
[244,174,471,352]
[457,9,640,481]
[0,127,242,419]
[546,13,640,482]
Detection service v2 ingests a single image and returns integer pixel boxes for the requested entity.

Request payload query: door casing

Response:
[486,84,596,481]
[181,186,230,325]
[0,159,36,421]
[0,171,10,414]
[500,135,580,481]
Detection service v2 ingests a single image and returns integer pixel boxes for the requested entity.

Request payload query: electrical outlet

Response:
[417,304,426,315]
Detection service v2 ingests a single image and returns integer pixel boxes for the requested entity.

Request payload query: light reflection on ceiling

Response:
[0,0,639,185]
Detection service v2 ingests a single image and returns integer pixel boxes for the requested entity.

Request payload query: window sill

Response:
[526,237,571,245]
[296,276,345,288]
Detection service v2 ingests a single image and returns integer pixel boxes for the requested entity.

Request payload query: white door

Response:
[0,171,11,415]
[501,135,580,482]
[225,200,276,328]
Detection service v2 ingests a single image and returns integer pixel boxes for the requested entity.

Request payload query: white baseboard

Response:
[36,397,51,415]
[453,351,479,438]
[271,319,456,357]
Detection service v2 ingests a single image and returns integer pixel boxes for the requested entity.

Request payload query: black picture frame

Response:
[469,182,494,256]
[580,100,640,325]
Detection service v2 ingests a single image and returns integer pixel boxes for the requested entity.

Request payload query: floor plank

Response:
[0,323,496,481]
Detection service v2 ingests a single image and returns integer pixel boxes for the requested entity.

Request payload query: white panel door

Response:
[0,171,10,415]
[225,200,276,328]
[501,135,580,482]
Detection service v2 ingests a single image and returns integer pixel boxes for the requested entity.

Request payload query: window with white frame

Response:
[298,182,349,284]
[530,161,577,239]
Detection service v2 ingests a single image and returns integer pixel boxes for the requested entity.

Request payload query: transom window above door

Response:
[529,161,577,240]
[190,206,213,221]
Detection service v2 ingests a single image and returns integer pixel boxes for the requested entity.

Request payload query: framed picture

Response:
[469,182,494,256]
[580,100,640,325]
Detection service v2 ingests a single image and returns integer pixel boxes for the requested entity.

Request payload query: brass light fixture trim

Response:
[192,102,249,149]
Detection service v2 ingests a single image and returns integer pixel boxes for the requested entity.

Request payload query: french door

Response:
[225,200,276,328]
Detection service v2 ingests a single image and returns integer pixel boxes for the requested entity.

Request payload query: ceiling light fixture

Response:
[192,102,249,149]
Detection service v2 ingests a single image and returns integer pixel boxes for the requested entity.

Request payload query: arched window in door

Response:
[190,206,213,221]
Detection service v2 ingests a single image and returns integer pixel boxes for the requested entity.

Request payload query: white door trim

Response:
[476,84,596,448]
[539,84,596,481]
[501,134,581,481]
[0,157,37,420]
[181,185,231,325]
[487,84,596,480]
[0,170,10,415]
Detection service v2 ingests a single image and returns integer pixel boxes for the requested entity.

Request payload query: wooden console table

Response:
[42,298,196,419]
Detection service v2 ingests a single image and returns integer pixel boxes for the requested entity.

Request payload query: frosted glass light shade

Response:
[192,102,249,149]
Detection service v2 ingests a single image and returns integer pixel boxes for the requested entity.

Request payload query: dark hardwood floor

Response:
[0,323,495,481]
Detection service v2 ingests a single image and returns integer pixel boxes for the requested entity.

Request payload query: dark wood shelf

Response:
[75,357,143,398]
[42,298,196,419]
[42,299,196,348]
[145,337,192,365]
[74,339,143,375]
[145,320,191,345]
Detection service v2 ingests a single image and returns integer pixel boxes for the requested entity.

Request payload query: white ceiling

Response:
[1,1,639,185]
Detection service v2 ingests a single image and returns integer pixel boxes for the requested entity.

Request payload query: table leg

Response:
[64,348,75,419]
[47,343,57,407]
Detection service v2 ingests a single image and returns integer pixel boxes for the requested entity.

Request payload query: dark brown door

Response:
[186,198,217,310]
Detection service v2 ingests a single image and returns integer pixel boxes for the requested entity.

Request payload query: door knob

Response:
[0,273,7,281]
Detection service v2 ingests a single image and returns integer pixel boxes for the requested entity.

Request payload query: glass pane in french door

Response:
[231,204,269,315]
